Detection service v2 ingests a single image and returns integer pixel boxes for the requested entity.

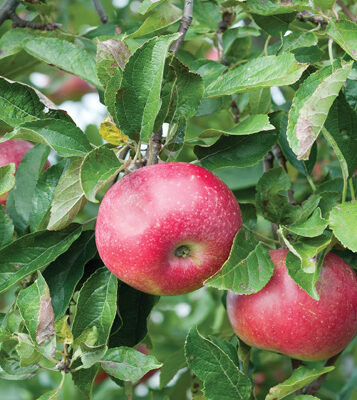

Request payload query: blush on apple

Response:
[0,139,50,206]
[95,162,242,296]
[227,249,357,361]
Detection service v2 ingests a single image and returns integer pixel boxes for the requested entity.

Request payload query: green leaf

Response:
[80,343,108,369]
[248,88,271,115]
[6,144,50,234]
[3,119,92,158]
[205,54,308,98]
[104,69,122,125]
[244,0,311,15]
[159,348,186,389]
[256,167,298,225]
[72,267,118,346]
[284,208,327,237]
[295,397,320,400]
[36,389,61,400]
[80,146,123,203]
[54,315,73,344]
[252,13,295,37]
[0,163,15,195]
[194,131,277,170]
[205,229,274,294]
[287,62,353,160]
[96,39,130,88]
[138,0,168,14]
[266,366,334,400]
[116,33,180,142]
[200,114,274,138]
[72,365,98,397]
[24,37,101,87]
[128,4,182,38]
[329,201,357,252]
[0,77,73,128]
[269,32,318,54]
[17,272,56,358]
[0,225,81,293]
[0,205,14,248]
[326,20,357,61]
[15,334,41,367]
[190,59,227,88]
[280,230,332,300]
[109,282,159,348]
[163,118,186,161]
[0,29,35,59]
[29,161,67,232]
[100,347,162,382]
[324,93,357,177]
[48,158,87,231]
[44,231,97,320]
[185,327,252,400]
[170,57,205,121]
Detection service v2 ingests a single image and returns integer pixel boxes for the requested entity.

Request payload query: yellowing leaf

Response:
[99,118,129,145]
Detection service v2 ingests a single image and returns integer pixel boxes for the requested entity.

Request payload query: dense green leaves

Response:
[116,33,179,142]
[0,225,81,293]
[326,20,357,61]
[243,0,311,15]
[0,77,72,128]
[80,146,123,203]
[44,231,97,320]
[4,119,92,158]
[287,62,353,160]
[17,272,56,358]
[284,208,327,237]
[100,347,162,381]
[266,366,334,399]
[6,144,50,234]
[0,206,14,248]
[24,37,101,87]
[205,229,274,294]
[72,267,117,346]
[48,158,86,231]
[185,327,252,400]
[195,131,277,170]
[0,163,15,195]
[329,202,357,252]
[205,54,308,98]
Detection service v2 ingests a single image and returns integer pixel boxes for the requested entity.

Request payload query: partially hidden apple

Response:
[227,249,357,361]
[0,139,50,205]
[95,162,242,296]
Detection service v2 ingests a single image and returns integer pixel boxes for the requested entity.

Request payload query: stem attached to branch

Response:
[148,127,163,165]
[92,0,108,24]
[170,0,194,55]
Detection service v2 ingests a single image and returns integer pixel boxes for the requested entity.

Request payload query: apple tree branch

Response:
[170,0,194,55]
[92,0,108,24]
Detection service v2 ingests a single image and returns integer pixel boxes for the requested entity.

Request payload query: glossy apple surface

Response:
[95,162,242,295]
[0,140,50,205]
[227,249,357,361]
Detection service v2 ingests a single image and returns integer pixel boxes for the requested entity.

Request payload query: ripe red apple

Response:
[95,162,242,296]
[227,249,357,361]
[0,140,49,205]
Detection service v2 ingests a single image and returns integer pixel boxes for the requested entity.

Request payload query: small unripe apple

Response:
[0,140,50,205]
[227,249,357,361]
[95,162,242,295]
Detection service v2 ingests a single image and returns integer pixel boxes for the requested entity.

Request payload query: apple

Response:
[49,76,94,104]
[95,162,242,296]
[227,249,357,361]
[0,139,50,205]
[205,47,219,61]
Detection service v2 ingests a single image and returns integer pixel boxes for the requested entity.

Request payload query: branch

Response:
[148,128,163,165]
[296,11,328,27]
[263,151,274,172]
[170,0,194,55]
[10,12,59,30]
[0,0,18,26]
[92,0,108,24]
[336,0,357,22]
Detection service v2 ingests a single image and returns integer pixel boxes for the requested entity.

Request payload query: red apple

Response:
[95,162,242,295]
[205,47,219,61]
[49,76,94,104]
[227,249,357,361]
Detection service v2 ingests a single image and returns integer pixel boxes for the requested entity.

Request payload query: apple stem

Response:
[175,245,191,258]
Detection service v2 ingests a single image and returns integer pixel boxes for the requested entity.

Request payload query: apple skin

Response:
[227,249,357,361]
[95,162,242,296]
[0,139,50,205]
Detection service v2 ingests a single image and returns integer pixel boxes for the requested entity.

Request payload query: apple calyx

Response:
[175,245,191,258]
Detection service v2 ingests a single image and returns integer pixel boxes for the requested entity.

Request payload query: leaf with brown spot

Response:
[17,272,56,358]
